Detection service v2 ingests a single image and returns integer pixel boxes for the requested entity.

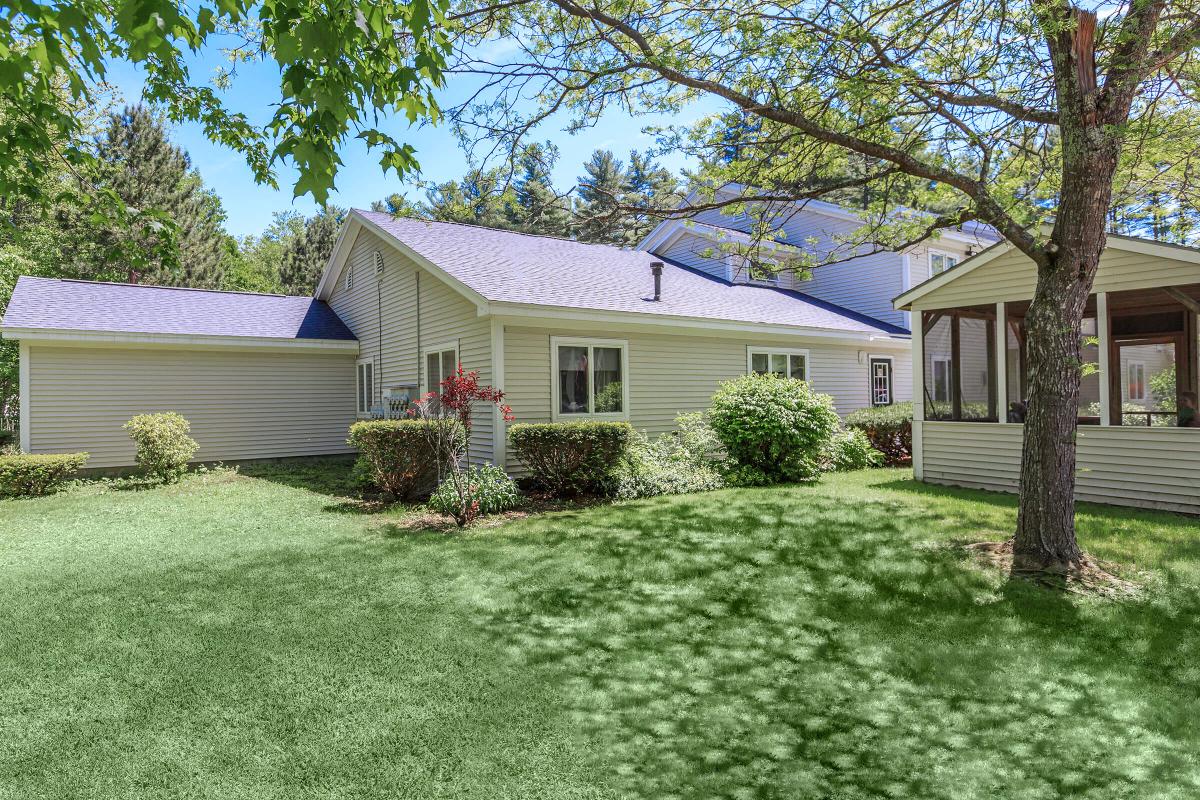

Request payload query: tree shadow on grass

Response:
[237,455,360,500]
[465,488,1200,798]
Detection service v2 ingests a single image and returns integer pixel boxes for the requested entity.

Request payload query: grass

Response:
[3,460,1200,799]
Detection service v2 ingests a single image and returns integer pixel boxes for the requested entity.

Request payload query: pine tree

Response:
[622,150,680,245]
[94,105,232,287]
[278,205,345,295]
[370,193,422,217]
[422,168,516,229]
[575,150,628,244]
[510,143,572,236]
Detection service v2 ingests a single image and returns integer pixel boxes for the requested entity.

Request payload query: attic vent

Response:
[346,264,354,291]
[373,250,385,274]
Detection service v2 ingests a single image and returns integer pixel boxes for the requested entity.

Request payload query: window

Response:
[748,259,783,285]
[346,264,354,291]
[356,358,374,416]
[931,356,952,403]
[422,343,459,394]
[929,250,959,276]
[551,337,627,419]
[748,348,808,381]
[870,357,893,406]
[1127,361,1147,401]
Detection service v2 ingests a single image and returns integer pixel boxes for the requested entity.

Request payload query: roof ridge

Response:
[42,277,302,299]
[354,209,640,250]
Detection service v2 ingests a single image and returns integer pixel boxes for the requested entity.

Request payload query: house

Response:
[2,199,989,471]
[893,232,1200,514]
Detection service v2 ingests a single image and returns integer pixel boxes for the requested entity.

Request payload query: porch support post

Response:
[995,302,1007,423]
[912,310,924,480]
[950,314,962,421]
[1098,291,1112,427]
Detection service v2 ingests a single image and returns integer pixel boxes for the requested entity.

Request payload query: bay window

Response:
[551,337,628,419]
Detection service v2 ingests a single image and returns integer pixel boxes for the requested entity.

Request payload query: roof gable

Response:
[325,211,909,338]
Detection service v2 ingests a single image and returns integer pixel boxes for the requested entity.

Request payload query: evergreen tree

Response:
[370,193,422,217]
[278,206,345,295]
[94,105,233,287]
[575,150,628,244]
[622,150,680,245]
[422,168,516,229]
[510,143,572,236]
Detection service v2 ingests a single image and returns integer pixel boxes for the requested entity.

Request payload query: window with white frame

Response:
[929,250,959,276]
[1127,361,1147,401]
[870,356,893,406]
[747,258,783,285]
[356,357,374,416]
[551,337,627,418]
[422,343,459,394]
[748,347,808,380]
[931,356,952,403]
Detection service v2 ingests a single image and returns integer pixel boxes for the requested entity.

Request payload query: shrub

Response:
[613,413,727,500]
[708,373,840,483]
[347,419,464,500]
[427,463,519,519]
[123,412,198,483]
[825,428,883,472]
[0,452,89,497]
[508,421,634,496]
[844,402,913,466]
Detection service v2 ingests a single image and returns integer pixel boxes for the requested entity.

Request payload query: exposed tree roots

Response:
[964,540,1141,598]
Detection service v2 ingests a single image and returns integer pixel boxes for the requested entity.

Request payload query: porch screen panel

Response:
[923,315,954,420]
[1077,315,1102,421]
[958,317,995,420]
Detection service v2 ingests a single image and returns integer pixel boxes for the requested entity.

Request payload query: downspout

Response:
[415,271,422,391]
[377,262,383,411]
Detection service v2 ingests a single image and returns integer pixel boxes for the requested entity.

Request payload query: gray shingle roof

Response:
[2,277,356,341]
[357,211,908,335]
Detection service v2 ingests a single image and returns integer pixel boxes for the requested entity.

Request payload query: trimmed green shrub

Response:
[709,373,840,483]
[613,413,726,500]
[427,464,519,519]
[844,402,913,466]
[508,421,634,496]
[825,428,883,472]
[0,452,89,497]
[123,412,198,483]
[347,419,465,500]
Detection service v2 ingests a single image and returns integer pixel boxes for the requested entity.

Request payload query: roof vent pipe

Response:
[651,261,664,301]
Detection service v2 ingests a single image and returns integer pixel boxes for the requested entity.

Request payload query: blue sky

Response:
[104,48,713,238]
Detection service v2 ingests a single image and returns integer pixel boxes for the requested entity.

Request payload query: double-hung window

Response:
[870,356,894,406]
[1127,361,1147,402]
[551,337,628,419]
[423,343,459,394]
[931,356,952,403]
[356,357,374,416]
[748,347,808,380]
[929,250,959,276]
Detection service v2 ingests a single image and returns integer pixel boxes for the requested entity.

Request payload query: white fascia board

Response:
[313,216,361,299]
[0,327,360,353]
[487,302,910,347]
[892,239,1016,310]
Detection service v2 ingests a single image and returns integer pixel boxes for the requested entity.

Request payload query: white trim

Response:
[490,319,506,468]
[485,302,910,346]
[0,327,359,353]
[355,356,375,417]
[900,253,912,330]
[912,315,924,422]
[746,346,810,381]
[912,419,924,479]
[313,216,360,299]
[549,336,630,421]
[995,302,1008,423]
[893,239,1015,309]
[640,219,805,260]
[18,340,30,453]
[867,353,895,406]
[1098,292,1111,426]
[421,341,460,394]
[316,211,490,312]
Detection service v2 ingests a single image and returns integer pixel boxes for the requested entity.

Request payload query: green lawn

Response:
[3,462,1200,799]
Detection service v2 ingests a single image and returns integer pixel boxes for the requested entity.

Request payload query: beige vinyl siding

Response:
[502,324,911,443]
[328,228,494,463]
[920,421,1200,514]
[25,345,356,468]
[911,243,1200,311]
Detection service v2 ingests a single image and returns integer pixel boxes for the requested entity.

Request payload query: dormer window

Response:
[747,258,783,286]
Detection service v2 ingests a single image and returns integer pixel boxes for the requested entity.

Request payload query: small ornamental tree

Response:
[411,364,514,526]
